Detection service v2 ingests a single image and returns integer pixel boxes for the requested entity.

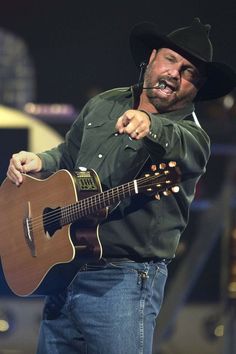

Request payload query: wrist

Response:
[138,109,152,132]
[138,109,151,121]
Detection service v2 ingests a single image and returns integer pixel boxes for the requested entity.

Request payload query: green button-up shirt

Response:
[38,86,210,260]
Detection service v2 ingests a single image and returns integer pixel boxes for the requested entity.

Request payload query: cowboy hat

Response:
[130,18,236,100]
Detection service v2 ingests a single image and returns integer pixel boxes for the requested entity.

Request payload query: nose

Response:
[167,64,181,80]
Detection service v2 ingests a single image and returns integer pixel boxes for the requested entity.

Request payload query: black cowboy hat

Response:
[130,18,236,101]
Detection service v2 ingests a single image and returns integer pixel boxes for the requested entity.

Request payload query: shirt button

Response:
[88,122,92,126]
[165,142,169,147]
[98,154,103,158]
[114,133,119,136]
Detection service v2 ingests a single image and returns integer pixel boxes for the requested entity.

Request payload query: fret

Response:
[60,163,179,227]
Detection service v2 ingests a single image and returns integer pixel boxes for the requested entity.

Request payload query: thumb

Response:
[22,154,42,173]
[22,159,37,173]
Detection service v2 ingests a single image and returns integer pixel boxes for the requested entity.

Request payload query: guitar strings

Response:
[29,175,171,231]
[28,172,173,232]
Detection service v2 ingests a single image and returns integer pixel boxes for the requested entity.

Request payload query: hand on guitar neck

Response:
[7,150,42,186]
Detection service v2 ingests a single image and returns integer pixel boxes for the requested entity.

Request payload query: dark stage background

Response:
[0,0,236,108]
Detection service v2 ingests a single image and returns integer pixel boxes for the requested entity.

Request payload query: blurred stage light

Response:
[24,103,76,116]
[0,310,14,335]
[223,94,235,110]
[214,324,224,337]
[203,313,224,341]
[0,319,10,332]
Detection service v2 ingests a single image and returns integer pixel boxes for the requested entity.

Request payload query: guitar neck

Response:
[58,163,180,227]
[60,180,138,226]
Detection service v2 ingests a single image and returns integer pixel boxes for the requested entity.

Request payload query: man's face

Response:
[143,48,205,112]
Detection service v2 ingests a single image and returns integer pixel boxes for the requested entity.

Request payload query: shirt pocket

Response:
[123,136,140,151]
[84,117,108,130]
[108,135,150,186]
[78,118,115,156]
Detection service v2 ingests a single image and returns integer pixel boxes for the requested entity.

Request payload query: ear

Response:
[148,49,157,64]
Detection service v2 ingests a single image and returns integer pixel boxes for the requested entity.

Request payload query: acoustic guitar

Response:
[0,162,180,296]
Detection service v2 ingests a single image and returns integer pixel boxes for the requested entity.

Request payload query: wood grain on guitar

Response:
[0,162,180,296]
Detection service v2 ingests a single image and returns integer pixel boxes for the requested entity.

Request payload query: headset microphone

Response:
[143,80,166,90]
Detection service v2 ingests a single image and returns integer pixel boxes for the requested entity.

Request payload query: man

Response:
[7,18,236,354]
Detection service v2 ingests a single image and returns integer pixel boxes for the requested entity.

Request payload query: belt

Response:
[88,257,171,265]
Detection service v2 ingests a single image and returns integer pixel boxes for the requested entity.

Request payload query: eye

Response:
[182,66,198,80]
[184,67,194,74]
[165,55,175,63]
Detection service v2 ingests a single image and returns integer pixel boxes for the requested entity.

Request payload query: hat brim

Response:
[130,22,236,101]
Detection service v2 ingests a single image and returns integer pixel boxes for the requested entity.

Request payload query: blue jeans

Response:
[36,260,168,354]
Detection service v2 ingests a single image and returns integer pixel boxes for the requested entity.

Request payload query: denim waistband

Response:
[89,257,171,265]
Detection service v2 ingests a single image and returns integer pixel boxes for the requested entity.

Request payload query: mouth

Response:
[154,80,177,96]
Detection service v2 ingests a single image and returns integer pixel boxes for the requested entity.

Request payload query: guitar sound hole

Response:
[43,207,62,237]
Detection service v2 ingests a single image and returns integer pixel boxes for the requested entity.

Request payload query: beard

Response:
[143,66,178,112]
[143,64,196,113]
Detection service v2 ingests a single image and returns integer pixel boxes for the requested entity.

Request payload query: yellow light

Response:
[223,94,234,109]
[214,324,224,337]
[0,319,10,332]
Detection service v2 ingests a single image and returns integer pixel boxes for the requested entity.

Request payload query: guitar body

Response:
[0,169,104,296]
[0,162,180,296]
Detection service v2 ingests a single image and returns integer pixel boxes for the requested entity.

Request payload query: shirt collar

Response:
[158,104,195,121]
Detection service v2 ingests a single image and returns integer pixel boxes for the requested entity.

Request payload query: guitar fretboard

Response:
[60,180,138,226]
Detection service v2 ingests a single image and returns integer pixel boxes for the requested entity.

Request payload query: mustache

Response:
[143,77,179,91]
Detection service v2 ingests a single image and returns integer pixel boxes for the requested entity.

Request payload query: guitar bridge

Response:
[23,202,36,257]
